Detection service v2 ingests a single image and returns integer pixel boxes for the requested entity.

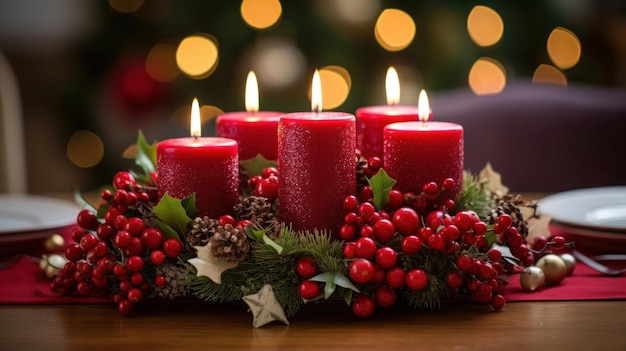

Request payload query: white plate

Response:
[538,186,626,233]
[0,194,80,234]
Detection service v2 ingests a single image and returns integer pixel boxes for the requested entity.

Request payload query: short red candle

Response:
[278,112,356,234]
[216,111,282,161]
[157,137,239,218]
[383,121,464,198]
[356,105,418,159]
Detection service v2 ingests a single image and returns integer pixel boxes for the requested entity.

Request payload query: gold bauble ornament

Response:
[536,254,567,285]
[559,253,576,276]
[44,234,65,252]
[520,266,545,291]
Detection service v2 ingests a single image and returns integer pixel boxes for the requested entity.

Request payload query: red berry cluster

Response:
[50,171,183,316]
[338,177,516,317]
[249,167,279,202]
[296,256,321,300]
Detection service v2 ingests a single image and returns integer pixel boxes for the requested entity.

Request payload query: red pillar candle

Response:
[216,71,282,161]
[383,90,464,198]
[157,99,239,218]
[278,71,356,234]
[356,67,423,159]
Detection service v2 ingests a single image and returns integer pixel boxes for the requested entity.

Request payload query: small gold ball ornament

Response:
[536,254,567,285]
[520,266,545,291]
[44,234,65,252]
[559,253,576,276]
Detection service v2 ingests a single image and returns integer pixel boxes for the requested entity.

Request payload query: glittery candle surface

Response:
[278,112,356,235]
[157,137,239,218]
[216,111,282,161]
[383,121,464,198]
[356,105,418,159]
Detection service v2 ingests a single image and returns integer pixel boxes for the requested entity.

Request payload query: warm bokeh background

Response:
[0,0,624,193]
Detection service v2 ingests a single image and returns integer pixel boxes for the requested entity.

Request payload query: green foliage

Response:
[239,154,277,177]
[367,168,396,211]
[133,130,157,183]
[455,171,493,218]
[152,192,193,240]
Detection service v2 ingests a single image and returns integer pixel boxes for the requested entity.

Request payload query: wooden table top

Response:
[1,300,625,350]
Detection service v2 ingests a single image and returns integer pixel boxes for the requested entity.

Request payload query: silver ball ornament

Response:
[536,254,567,285]
[559,253,576,276]
[520,266,545,291]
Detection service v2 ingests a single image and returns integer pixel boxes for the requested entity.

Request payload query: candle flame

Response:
[418,89,430,123]
[190,98,201,138]
[311,69,322,113]
[386,66,400,105]
[245,70,259,113]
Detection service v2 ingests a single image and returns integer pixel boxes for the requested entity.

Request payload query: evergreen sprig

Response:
[455,171,493,218]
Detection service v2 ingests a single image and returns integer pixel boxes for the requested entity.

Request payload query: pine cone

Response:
[152,263,189,299]
[487,194,529,237]
[209,224,250,263]
[355,153,369,194]
[187,216,219,248]
[234,196,278,228]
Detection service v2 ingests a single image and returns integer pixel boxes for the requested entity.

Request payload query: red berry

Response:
[154,275,166,286]
[473,221,488,236]
[352,294,375,318]
[262,167,278,178]
[375,247,397,269]
[77,209,99,230]
[298,281,321,300]
[392,207,420,236]
[124,217,146,236]
[141,228,164,250]
[126,237,145,256]
[422,182,439,195]
[296,256,318,279]
[65,243,84,262]
[343,242,357,258]
[249,175,262,188]
[427,233,445,251]
[71,228,86,243]
[358,202,376,220]
[150,250,166,265]
[79,233,98,251]
[497,214,513,230]
[374,285,396,308]
[162,238,183,258]
[127,287,143,303]
[367,156,383,172]
[478,262,497,280]
[76,281,92,296]
[370,264,386,284]
[93,241,108,258]
[218,215,236,227]
[339,224,356,241]
[101,189,113,201]
[454,211,477,232]
[126,255,144,272]
[446,271,464,289]
[401,235,422,254]
[113,214,127,231]
[343,195,359,211]
[104,207,122,225]
[130,273,144,286]
[487,249,502,262]
[349,258,375,284]
[114,230,132,249]
[385,267,406,289]
[441,178,456,191]
[405,269,428,290]
[254,177,278,202]
[551,235,566,250]
[113,171,135,191]
[118,299,133,316]
[441,225,460,241]
[355,237,377,259]
[385,190,404,211]
[96,223,115,241]
[491,294,506,310]
[113,263,128,278]
[373,219,396,243]
[360,225,374,238]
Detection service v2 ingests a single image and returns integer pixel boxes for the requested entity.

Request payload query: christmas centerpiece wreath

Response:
[49,132,573,327]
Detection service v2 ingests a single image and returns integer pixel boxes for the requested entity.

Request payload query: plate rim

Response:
[539,186,626,234]
[0,194,80,235]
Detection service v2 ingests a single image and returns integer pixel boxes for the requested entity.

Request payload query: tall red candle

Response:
[383,90,464,198]
[216,71,282,161]
[157,99,239,218]
[278,71,356,234]
[356,67,423,159]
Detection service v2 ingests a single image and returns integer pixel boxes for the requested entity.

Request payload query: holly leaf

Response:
[153,219,183,241]
[309,271,358,299]
[333,272,360,293]
[343,289,353,306]
[181,193,198,219]
[240,154,277,177]
[244,226,283,254]
[152,192,192,236]
[367,168,396,211]
[134,130,157,181]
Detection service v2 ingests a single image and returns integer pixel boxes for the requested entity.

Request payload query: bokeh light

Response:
[245,37,307,89]
[467,5,504,47]
[317,66,351,110]
[176,34,219,79]
[374,9,416,51]
[146,43,179,82]
[468,57,506,95]
[66,130,104,168]
[533,64,567,86]
[109,0,145,13]
[240,0,282,30]
[547,27,581,70]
